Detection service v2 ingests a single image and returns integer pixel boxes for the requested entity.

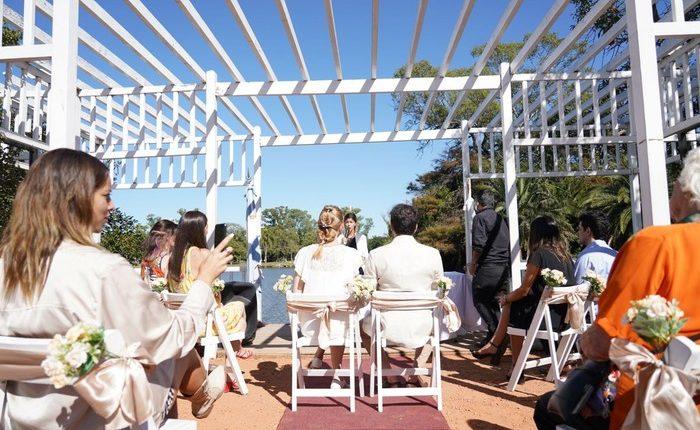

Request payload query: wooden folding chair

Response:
[368,290,443,412]
[286,292,364,412]
[0,334,196,429]
[161,291,248,395]
[507,282,590,391]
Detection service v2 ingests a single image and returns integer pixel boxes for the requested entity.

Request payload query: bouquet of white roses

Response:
[274,274,293,295]
[434,275,453,298]
[541,268,567,288]
[41,323,107,389]
[582,270,606,296]
[150,277,168,293]
[623,295,687,351]
[348,275,377,304]
[211,278,225,294]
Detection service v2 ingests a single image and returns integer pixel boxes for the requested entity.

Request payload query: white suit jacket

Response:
[363,235,444,348]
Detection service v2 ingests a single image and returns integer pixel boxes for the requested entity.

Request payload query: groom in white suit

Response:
[363,204,444,382]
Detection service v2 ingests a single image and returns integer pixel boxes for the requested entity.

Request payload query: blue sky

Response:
[20,0,578,236]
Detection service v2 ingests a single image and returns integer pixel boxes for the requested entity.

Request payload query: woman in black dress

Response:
[474,216,574,381]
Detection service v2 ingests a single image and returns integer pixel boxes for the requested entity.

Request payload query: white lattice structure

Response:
[1,0,698,294]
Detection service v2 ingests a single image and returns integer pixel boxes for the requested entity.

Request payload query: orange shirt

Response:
[596,223,700,429]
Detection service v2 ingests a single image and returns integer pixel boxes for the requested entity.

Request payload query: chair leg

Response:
[212,310,248,395]
[507,305,545,391]
[290,313,298,412]
[546,333,577,382]
[348,314,356,412]
[433,314,442,411]
[369,311,376,398]
[375,310,383,413]
[355,319,364,398]
[543,307,561,383]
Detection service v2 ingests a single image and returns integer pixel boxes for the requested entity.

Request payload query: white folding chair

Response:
[286,292,364,413]
[368,290,443,412]
[0,335,196,429]
[161,291,248,396]
[507,282,590,391]
[665,336,700,372]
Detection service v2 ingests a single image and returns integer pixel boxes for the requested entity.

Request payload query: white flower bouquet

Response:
[348,275,377,304]
[582,270,607,297]
[541,268,567,287]
[274,274,293,295]
[211,279,225,294]
[41,323,107,389]
[623,295,687,351]
[150,277,168,293]
[434,276,453,298]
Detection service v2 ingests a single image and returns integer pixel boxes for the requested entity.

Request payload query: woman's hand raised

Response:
[196,234,234,285]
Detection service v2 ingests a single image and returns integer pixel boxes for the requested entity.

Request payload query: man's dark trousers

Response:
[472,264,509,337]
[221,281,258,344]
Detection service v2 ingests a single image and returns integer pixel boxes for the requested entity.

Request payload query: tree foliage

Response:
[101,208,148,265]
[0,144,26,237]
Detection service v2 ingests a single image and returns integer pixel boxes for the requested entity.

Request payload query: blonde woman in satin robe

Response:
[0,149,234,429]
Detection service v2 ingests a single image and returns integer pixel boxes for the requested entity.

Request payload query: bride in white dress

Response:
[292,205,363,387]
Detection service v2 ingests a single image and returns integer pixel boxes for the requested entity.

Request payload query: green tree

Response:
[0,144,26,236]
[101,208,148,265]
[145,213,161,229]
[226,223,248,263]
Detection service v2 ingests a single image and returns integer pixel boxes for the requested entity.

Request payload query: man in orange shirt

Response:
[534,147,700,429]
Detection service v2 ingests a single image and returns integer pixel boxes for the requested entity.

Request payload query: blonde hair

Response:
[312,205,343,260]
[1,148,109,302]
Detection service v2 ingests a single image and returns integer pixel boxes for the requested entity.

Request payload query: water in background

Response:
[221,267,293,324]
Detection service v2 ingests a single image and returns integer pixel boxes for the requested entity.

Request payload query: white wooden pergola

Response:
[1,0,699,302]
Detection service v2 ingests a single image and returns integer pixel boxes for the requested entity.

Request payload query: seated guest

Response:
[292,205,363,388]
[474,216,574,381]
[169,210,252,359]
[573,210,617,283]
[534,148,700,430]
[220,280,259,346]
[140,219,177,285]
[0,149,232,426]
[362,203,444,387]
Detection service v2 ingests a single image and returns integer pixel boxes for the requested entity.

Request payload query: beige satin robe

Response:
[362,235,444,348]
[0,240,213,429]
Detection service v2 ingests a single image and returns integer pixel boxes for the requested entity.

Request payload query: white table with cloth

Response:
[439,271,486,340]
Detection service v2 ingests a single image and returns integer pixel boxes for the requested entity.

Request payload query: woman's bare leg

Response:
[330,345,345,369]
[178,349,207,396]
[314,347,325,360]
[476,303,511,355]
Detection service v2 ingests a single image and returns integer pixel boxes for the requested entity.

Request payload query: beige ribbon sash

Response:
[609,338,700,430]
[370,296,462,333]
[0,330,156,430]
[544,287,589,332]
[286,299,356,350]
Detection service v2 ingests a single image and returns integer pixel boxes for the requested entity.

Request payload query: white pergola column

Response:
[246,126,263,319]
[500,62,522,290]
[626,0,671,226]
[461,120,475,270]
[204,70,219,247]
[47,0,80,150]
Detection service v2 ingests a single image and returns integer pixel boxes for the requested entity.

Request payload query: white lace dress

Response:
[293,243,363,346]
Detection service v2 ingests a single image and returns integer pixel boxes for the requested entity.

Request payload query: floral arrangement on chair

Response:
[41,323,107,389]
[150,277,168,293]
[622,295,687,352]
[541,268,567,287]
[348,275,377,305]
[434,276,454,299]
[582,270,606,297]
[211,279,225,294]
[273,274,293,295]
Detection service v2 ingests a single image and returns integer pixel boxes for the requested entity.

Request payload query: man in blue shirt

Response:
[574,211,618,283]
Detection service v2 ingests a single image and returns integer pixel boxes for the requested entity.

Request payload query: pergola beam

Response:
[370,0,379,132]
[393,0,428,131]
[259,128,462,147]
[418,0,475,129]
[226,0,303,135]
[176,0,280,136]
[323,0,350,133]
[275,0,327,134]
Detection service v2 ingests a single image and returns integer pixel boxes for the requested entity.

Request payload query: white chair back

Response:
[665,336,700,372]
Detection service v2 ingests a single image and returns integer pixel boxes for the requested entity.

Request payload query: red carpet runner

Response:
[276,357,450,430]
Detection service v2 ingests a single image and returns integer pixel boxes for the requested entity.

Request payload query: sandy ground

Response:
[174,339,555,430]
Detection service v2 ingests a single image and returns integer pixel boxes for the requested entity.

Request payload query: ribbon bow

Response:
[545,286,589,332]
[370,295,462,334]
[286,299,355,350]
[74,330,156,430]
[609,338,700,430]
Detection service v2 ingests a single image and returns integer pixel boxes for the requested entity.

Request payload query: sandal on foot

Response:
[473,341,499,359]
[235,348,254,360]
